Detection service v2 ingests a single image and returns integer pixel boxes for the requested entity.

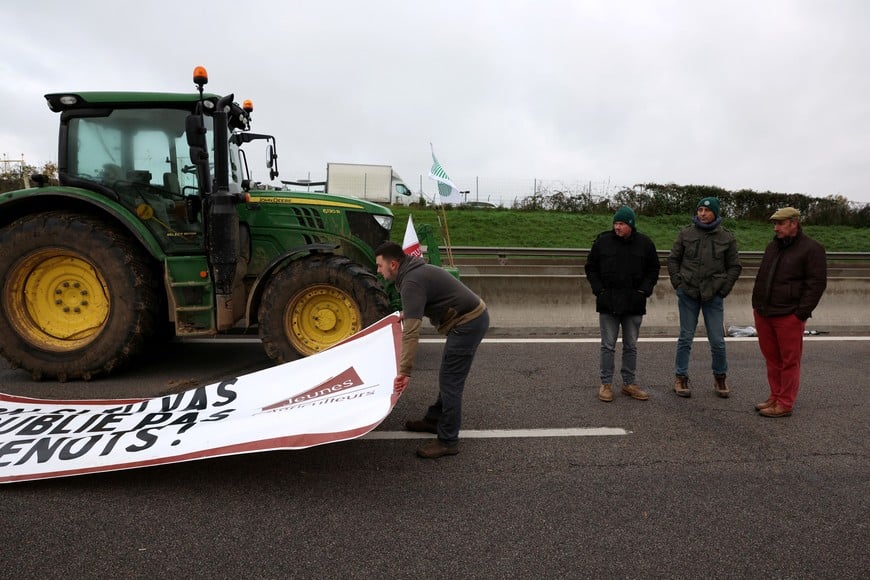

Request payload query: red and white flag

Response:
[402,215,422,257]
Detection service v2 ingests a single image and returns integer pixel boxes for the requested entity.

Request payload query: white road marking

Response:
[446,336,870,344]
[361,427,629,440]
[182,336,870,345]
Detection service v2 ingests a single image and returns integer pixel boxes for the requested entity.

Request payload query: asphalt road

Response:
[2,336,868,579]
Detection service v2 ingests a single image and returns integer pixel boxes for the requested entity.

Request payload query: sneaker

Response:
[674,375,691,398]
[621,384,649,401]
[713,374,730,398]
[405,418,438,434]
[598,383,613,402]
[416,440,460,458]
[759,402,792,418]
[754,398,776,411]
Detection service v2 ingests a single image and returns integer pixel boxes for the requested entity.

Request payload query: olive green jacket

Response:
[667,222,742,301]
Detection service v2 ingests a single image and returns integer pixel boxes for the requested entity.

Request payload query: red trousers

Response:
[753,310,806,410]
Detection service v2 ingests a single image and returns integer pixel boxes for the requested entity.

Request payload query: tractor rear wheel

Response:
[0,212,161,381]
[258,254,390,363]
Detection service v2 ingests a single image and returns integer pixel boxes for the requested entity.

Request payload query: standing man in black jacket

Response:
[585,206,660,403]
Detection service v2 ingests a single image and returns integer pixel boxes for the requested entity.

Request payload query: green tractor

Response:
[0,67,395,381]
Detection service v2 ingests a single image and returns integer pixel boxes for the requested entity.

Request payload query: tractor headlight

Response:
[373,215,393,231]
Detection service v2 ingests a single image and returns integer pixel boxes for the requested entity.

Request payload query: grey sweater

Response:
[395,257,485,375]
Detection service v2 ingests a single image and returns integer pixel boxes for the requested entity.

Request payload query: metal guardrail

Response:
[441,247,870,332]
[446,247,870,264]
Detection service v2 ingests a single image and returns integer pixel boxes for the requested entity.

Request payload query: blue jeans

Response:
[424,310,489,444]
[674,288,727,376]
[598,313,642,385]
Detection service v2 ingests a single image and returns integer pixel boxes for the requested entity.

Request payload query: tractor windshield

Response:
[64,107,210,251]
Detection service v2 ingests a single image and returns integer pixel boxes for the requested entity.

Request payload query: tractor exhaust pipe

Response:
[208,94,240,330]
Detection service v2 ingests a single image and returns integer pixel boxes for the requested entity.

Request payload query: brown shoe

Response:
[621,384,649,401]
[405,418,437,434]
[759,402,792,418]
[713,374,730,398]
[416,440,459,458]
[674,375,691,398]
[754,398,776,411]
[598,383,613,402]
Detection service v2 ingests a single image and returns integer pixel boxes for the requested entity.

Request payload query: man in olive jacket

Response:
[585,206,660,403]
[668,197,742,398]
[751,207,826,418]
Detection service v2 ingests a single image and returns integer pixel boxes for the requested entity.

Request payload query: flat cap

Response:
[769,207,801,221]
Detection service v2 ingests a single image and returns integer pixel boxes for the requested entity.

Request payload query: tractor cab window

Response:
[66,108,210,252]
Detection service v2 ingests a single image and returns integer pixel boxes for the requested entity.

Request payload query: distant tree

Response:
[509,180,868,226]
[614,186,653,213]
[39,161,59,183]
[0,165,26,193]
[512,182,611,213]
[0,161,58,192]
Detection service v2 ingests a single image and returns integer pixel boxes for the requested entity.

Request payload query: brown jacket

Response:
[752,228,827,320]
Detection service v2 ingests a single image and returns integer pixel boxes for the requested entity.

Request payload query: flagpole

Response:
[438,205,455,268]
[427,143,459,268]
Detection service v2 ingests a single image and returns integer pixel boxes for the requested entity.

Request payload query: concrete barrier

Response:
[460,273,870,336]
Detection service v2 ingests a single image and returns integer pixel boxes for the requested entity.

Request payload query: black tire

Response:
[258,254,390,363]
[0,212,161,381]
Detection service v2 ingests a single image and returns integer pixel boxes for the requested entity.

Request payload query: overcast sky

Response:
[2,0,869,205]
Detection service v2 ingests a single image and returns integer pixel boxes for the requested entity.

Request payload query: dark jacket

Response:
[668,220,742,301]
[752,228,827,320]
[585,229,660,316]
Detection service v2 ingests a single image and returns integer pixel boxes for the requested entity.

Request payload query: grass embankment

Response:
[388,206,870,252]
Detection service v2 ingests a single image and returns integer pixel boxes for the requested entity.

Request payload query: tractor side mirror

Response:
[267,142,279,180]
[186,114,211,192]
[186,114,207,149]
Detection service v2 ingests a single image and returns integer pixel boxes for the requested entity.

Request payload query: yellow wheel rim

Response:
[5,249,110,352]
[286,284,362,355]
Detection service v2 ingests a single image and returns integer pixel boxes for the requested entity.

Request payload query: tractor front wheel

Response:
[258,255,390,363]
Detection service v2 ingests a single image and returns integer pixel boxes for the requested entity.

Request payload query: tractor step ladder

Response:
[164,256,216,336]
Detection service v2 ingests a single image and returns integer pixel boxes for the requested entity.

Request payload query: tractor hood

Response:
[246,189,394,219]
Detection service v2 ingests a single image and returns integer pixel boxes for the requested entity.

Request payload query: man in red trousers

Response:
[751,207,827,418]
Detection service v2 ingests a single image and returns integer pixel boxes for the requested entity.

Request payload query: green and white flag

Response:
[428,144,463,204]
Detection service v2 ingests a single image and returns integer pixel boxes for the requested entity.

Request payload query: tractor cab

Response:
[45,88,249,253]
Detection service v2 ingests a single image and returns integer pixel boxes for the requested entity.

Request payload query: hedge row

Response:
[513,183,869,226]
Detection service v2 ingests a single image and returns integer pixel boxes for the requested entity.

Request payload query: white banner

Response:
[0,313,402,484]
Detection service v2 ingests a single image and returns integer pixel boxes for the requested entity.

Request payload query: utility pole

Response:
[0,153,26,172]
[1,153,29,188]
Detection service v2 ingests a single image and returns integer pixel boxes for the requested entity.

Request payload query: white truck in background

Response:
[325,163,412,204]
[281,163,413,204]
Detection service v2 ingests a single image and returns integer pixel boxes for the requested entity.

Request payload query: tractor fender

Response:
[0,187,166,260]
[244,243,338,326]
